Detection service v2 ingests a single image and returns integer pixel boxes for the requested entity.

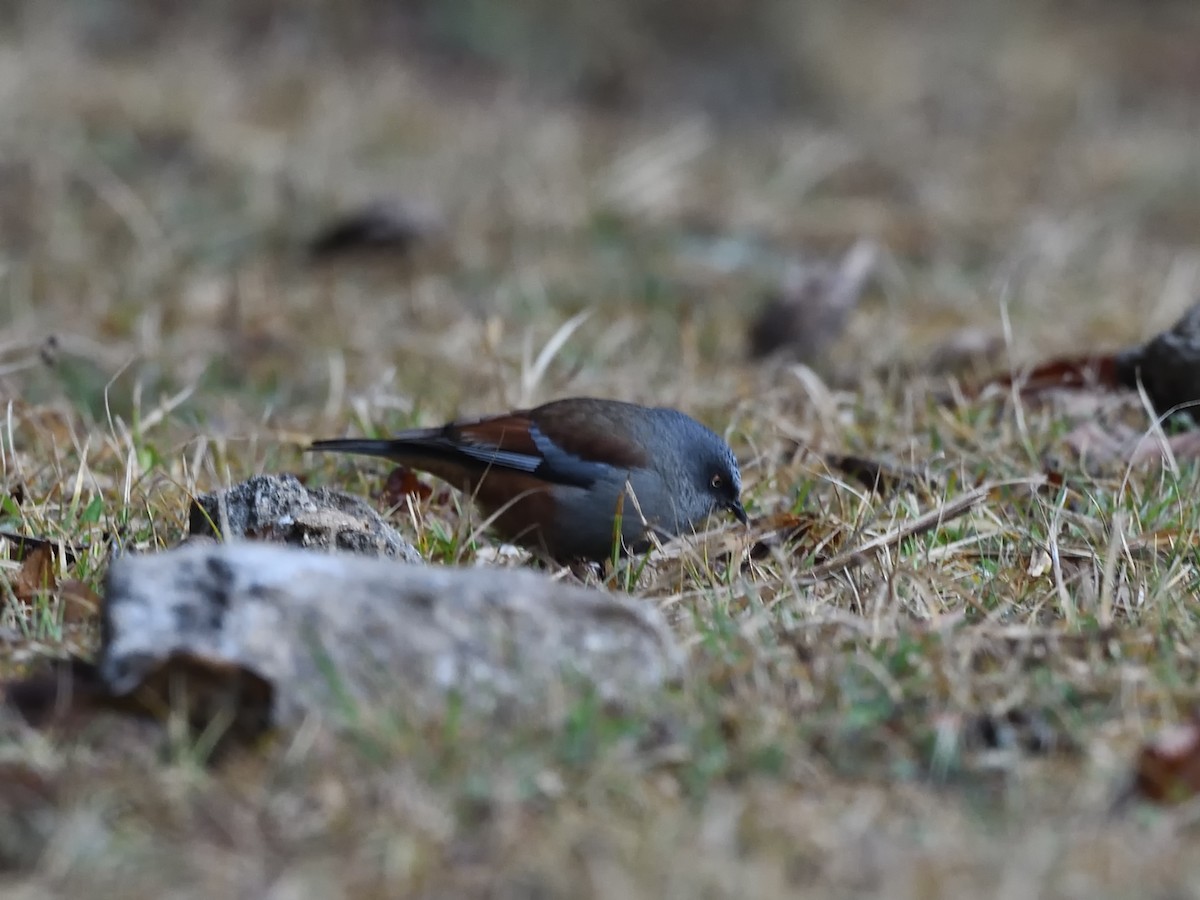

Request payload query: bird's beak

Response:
[728,499,749,526]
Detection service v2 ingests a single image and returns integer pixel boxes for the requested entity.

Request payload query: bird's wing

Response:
[443,404,647,488]
[310,401,652,489]
[438,415,546,472]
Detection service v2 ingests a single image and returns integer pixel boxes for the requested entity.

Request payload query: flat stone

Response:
[98,542,684,728]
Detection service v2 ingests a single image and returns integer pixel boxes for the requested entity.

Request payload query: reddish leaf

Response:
[379,465,433,508]
[1131,717,1200,804]
[7,545,57,610]
[2,539,98,624]
[967,353,1122,399]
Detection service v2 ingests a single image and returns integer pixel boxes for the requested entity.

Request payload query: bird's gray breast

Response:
[550,467,681,558]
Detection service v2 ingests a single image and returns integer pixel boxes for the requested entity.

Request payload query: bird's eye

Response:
[710,473,724,490]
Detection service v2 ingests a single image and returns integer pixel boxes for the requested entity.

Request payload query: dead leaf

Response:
[1041,468,1065,489]
[379,465,434,508]
[6,545,57,611]
[1129,717,1200,805]
[1,539,99,625]
[967,353,1122,401]
[963,304,1200,430]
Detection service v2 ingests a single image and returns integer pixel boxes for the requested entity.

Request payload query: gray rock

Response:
[188,473,421,563]
[99,542,683,728]
[1115,302,1200,425]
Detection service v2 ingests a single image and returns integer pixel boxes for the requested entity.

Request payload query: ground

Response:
[2,1,1200,896]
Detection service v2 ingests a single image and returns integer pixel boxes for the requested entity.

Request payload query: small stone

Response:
[188,474,421,563]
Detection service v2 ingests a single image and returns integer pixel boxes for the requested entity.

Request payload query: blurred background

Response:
[13,0,1200,118]
[4,6,1200,895]
[2,0,1200,432]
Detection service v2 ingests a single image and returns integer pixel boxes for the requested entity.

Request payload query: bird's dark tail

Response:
[307,438,411,461]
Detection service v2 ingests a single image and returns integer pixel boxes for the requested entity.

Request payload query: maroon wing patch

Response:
[386,400,651,487]
[525,400,650,471]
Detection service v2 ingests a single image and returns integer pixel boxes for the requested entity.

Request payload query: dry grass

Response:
[3,1,1200,896]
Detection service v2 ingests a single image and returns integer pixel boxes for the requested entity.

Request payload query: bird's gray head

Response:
[651,409,747,529]
[690,436,746,525]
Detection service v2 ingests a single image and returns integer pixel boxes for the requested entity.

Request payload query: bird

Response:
[308,397,748,562]
[1115,302,1200,426]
